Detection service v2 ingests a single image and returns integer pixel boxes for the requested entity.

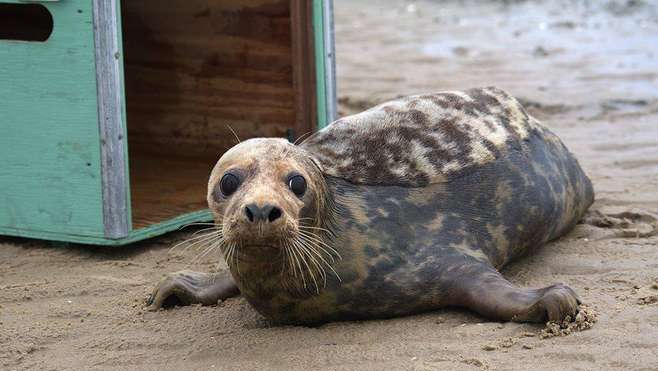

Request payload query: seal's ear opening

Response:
[117,0,321,232]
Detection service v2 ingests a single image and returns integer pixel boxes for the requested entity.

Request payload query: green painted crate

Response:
[0,0,336,245]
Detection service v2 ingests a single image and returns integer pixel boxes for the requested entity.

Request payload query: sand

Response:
[2,1,658,370]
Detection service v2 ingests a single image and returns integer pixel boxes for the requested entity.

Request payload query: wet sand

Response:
[2,1,658,370]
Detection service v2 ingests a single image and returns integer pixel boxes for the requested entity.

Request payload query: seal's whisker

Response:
[223,243,234,268]
[180,236,224,257]
[229,242,241,275]
[300,238,339,259]
[295,230,340,267]
[296,229,341,259]
[288,240,308,288]
[297,235,336,263]
[298,225,332,234]
[226,124,241,144]
[224,242,236,267]
[297,228,339,257]
[283,242,299,278]
[222,243,230,261]
[296,225,331,241]
[195,233,227,260]
[186,228,223,241]
[280,243,293,277]
[293,239,321,293]
[177,232,222,252]
[294,238,326,280]
[293,131,313,145]
[231,243,239,272]
[176,228,222,241]
[192,241,222,262]
[298,235,341,280]
[281,243,297,278]
[290,242,307,286]
[296,235,341,283]
[301,248,328,287]
[300,238,333,282]
[189,226,221,236]
[223,243,233,267]
[169,231,222,253]
[170,231,219,250]
[297,129,320,145]
[180,222,220,228]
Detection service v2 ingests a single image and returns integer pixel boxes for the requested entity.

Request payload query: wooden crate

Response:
[0,0,336,245]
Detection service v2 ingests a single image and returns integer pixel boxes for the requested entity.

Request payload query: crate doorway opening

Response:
[120,0,318,229]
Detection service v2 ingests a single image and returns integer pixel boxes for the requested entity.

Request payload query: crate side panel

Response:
[0,0,105,237]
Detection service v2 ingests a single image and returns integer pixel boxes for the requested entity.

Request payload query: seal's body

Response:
[148,87,594,325]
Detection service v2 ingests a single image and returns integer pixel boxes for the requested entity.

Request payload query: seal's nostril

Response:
[268,207,282,222]
[244,206,254,222]
[245,203,282,223]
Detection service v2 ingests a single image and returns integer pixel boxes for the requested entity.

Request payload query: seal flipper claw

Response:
[146,270,240,311]
[455,266,581,323]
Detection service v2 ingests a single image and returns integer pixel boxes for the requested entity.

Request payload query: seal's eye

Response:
[220,173,240,196]
[288,175,307,197]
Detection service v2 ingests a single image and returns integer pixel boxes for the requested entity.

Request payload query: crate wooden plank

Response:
[0,209,213,246]
[291,0,318,138]
[92,0,130,238]
[311,0,336,127]
[319,0,337,126]
[0,0,105,238]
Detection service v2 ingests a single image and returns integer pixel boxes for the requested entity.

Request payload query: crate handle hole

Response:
[0,3,53,42]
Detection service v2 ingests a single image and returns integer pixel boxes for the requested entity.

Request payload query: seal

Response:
[147,87,594,325]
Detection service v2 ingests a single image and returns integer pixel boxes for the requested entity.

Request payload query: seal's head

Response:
[207,138,337,287]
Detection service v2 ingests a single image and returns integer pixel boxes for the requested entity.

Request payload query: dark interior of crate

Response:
[121,0,316,229]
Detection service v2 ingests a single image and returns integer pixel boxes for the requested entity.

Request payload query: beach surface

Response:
[2,1,657,370]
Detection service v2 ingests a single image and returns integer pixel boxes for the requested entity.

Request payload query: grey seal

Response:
[147,87,594,325]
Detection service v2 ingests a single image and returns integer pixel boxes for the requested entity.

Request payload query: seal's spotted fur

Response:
[303,87,541,186]
[148,87,594,326]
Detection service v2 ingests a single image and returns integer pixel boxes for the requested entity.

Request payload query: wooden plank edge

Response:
[0,210,213,246]
[312,0,337,128]
[92,0,130,238]
[114,0,133,227]
[290,0,317,138]
[321,0,337,125]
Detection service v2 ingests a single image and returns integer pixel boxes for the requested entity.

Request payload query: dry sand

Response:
[2,1,658,370]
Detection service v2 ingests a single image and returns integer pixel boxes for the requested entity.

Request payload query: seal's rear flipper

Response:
[146,270,240,310]
[451,265,581,323]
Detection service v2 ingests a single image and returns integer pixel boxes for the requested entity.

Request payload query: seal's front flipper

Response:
[453,265,581,323]
[146,270,240,311]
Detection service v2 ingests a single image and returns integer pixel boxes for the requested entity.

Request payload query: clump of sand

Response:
[481,306,599,351]
[637,295,658,305]
[540,305,598,339]
[481,337,517,352]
